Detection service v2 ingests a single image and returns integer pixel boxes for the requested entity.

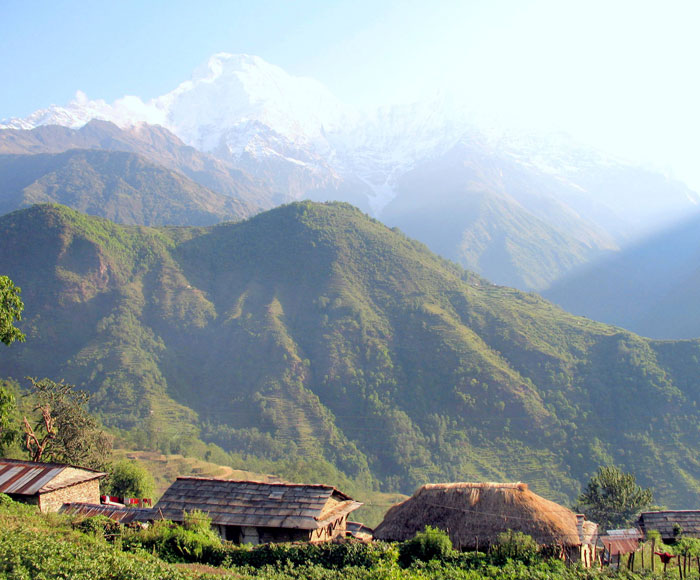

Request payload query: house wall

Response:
[38,479,101,513]
[310,515,348,542]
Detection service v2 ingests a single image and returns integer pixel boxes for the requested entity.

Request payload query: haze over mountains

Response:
[3,53,699,294]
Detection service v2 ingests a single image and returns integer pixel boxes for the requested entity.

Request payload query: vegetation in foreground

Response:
[0,494,685,580]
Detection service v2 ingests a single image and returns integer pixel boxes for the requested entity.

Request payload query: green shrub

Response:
[398,525,454,567]
[0,493,13,507]
[74,514,121,538]
[490,530,540,565]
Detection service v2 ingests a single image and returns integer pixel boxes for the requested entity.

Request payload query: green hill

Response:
[1,202,700,508]
[0,149,250,226]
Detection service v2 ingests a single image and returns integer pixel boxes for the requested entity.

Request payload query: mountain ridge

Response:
[2,202,700,507]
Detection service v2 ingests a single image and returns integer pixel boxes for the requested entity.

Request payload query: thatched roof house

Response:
[154,477,362,544]
[374,482,597,560]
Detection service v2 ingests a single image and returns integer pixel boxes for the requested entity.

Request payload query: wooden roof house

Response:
[638,511,700,542]
[153,477,362,544]
[0,458,106,512]
[374,482,599,566]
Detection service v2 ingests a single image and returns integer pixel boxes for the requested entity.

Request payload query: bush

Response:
[74,514,121,539]
[398,525,454,567]
[490,530,539,565]
[0,493,13,507]
[105,459,155,500]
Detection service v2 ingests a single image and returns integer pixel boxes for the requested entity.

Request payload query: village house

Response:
[638,510,700,542]
[374,482,599,567]
[0,458,106,512]
[153,477,362,544]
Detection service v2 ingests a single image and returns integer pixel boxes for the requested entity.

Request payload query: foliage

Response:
[575,465,653,531]
[23,377,113,469]
[6,202,700,507]
[105,459,156,499]
[74,514,121,538]
[0,382,19,454]
[0,275,24,346]
[490,530,540,565]
[398,525,454,567]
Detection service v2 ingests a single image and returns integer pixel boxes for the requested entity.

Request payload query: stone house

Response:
[0,458,106,512]
[154,477,362,544]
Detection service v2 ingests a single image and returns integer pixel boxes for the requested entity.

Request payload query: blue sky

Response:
[3,0,700,189]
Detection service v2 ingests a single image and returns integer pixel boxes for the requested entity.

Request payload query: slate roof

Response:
[639,511,700,540]
[154,477,362,530]
[0,458,106,495]
[61,502,153,524]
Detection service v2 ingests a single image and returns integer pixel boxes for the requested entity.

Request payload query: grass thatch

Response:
[373,482,585,549]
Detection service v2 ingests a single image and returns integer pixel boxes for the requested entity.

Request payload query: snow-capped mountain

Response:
[3,52,700,291]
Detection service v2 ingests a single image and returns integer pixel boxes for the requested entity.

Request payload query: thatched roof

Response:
[374,482,589,549]
[153,477,362,530]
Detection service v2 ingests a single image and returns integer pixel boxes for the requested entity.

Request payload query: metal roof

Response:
[599,529,642,555]
[61,502,154,523]
[154,477,361,530]
[0,459,105,496]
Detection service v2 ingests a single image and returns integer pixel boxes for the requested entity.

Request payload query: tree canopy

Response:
[105,459,155,500]
[23,377,112,470]
[575,465,654,531]
[0,276,24,346]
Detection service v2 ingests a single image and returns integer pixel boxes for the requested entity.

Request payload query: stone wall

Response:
[38,479,101,513]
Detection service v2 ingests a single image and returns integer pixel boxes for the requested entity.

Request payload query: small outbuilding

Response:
[0,458,106,512]
[61,502,153,524]
[154,477,362,544]
[374,482,598,565]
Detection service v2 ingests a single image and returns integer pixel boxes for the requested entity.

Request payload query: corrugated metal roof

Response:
[61,503,153,523]
[0,459,105,495]
[154,477,361,530]
[599,529,642,555]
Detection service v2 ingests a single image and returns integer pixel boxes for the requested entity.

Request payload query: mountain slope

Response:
[544,214,700,339]
[4,54,700,291]
[0,120,268,216]
[0,149,248,226]
[2,202,700,507]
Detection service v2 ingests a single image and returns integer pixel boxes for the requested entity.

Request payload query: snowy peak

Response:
[156,52,353,151]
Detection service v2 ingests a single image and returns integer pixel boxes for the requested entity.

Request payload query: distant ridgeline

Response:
[1,201,700,507]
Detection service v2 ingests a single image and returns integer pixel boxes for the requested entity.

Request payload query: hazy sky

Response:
[3,0,700,187]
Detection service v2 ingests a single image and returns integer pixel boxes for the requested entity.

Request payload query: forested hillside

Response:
[0,149,249,225]
[1,202,700,507]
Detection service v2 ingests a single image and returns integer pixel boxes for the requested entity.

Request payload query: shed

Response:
[0,458,106,512]
[153,477,362,544]
[61,502,154,524]
[374,482,598,565]
[598,528,643,556]
[638,511,700,542]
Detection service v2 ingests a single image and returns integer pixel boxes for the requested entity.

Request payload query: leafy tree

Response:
[0,275,24,346]
[23,377,112,469]
[105,459,155,499]
[574,465,653,531]
[0,383,18,454]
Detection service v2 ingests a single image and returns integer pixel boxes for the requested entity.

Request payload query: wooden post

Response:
[640,545,644,569]
[652,540,656,572]
[678,554,683,579]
